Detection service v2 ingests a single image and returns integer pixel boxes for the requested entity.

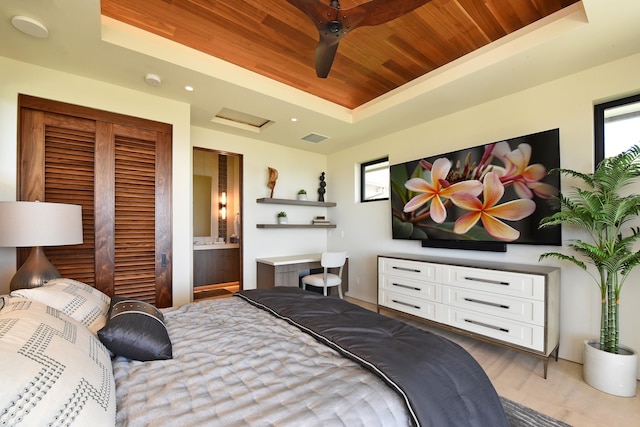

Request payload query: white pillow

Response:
[11,278,110,334]
[0,298,116,426]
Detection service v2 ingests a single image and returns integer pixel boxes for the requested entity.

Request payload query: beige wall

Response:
[326,51,640,373]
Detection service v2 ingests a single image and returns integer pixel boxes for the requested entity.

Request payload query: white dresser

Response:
[378,254,560,378]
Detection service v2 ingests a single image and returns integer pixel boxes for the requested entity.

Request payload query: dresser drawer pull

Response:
[392,299,421,309]
[464,276,509,286]
[464,297,509,309]
[464,318,509,333]
[393,266,421,273]
[392,283,421,291]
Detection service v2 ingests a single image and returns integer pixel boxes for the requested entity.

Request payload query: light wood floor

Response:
[345,297,639,427]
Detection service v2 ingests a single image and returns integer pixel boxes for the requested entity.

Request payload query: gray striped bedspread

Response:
[113,295,410,426]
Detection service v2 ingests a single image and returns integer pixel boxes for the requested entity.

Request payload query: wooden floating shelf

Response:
[256,224,336,229]
[256,197,336,207]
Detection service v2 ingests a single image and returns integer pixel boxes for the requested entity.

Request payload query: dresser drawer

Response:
[444,306,544,352]
[379,274,441,302]
[448,266,545,300]
[379,257,442,282]
[443,286,544,326]
[378,290,441,322]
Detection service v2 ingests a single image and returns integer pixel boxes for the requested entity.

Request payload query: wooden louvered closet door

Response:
[17,95,172,307]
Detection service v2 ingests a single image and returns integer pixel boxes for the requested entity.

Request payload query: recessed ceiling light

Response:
[11,16,49,38]
[184,86,194,92]
[290,117,298,122]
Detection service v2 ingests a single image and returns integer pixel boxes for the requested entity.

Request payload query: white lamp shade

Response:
[0,201,83,247]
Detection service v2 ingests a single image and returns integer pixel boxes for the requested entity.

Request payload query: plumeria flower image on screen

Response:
[391,129,561,245]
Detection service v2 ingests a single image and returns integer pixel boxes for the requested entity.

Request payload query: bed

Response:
[0,279,509,427]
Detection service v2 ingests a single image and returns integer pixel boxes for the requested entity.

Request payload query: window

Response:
[361,157,389,202]
[594,93,640,168]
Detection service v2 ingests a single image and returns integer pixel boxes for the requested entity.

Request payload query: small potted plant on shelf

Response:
[539,145,640,397]
[277,211,288,224]
[297,189,307,200]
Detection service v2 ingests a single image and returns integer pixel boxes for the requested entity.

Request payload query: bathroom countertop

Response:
[193,243,240,250]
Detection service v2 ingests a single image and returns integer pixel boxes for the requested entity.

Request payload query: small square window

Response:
[361,157,389,202]
[594,93,640,168]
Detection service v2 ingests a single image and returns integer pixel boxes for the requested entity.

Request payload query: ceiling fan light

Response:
[327,20,342,33]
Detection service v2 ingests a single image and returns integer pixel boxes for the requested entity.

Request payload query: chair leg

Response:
[323,286,327,296]
[338,285,343,299]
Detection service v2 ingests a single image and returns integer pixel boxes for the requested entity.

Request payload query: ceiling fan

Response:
[287,0,432,78]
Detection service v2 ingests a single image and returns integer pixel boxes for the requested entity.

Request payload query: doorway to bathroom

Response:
[192,147,243,300]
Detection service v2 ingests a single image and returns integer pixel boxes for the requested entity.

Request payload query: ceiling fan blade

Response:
[287,0,350,78]
[315,35,341,78]
[355,0,433,27]
[287,0,432,77]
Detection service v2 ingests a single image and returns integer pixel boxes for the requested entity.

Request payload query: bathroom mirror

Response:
[193,175,212,237]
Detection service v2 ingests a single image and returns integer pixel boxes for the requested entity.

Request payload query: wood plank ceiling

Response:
[101,0,580,110]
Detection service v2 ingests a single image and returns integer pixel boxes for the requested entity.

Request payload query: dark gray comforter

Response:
[236,287,509,427]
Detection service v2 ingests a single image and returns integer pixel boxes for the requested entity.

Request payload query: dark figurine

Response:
[318,172,326,202]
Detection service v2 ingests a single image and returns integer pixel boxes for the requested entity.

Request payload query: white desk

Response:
[256,253,349,293]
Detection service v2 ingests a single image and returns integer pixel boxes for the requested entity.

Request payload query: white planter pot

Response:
[297,194,307,200]
[277,217,287,224]
[583,340,638,397]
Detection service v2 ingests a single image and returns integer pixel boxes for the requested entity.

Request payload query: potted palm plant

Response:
[539,145,640,397]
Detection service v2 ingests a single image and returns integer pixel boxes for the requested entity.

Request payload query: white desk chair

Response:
[301,252,347,298]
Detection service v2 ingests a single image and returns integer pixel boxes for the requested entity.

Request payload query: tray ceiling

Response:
[101,0,580,110]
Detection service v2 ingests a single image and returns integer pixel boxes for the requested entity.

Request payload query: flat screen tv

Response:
[390,129,562,251]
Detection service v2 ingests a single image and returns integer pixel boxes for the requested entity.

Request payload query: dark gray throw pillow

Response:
[98,297,172,361]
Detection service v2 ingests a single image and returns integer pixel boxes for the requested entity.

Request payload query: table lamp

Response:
[0,201,83,291]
